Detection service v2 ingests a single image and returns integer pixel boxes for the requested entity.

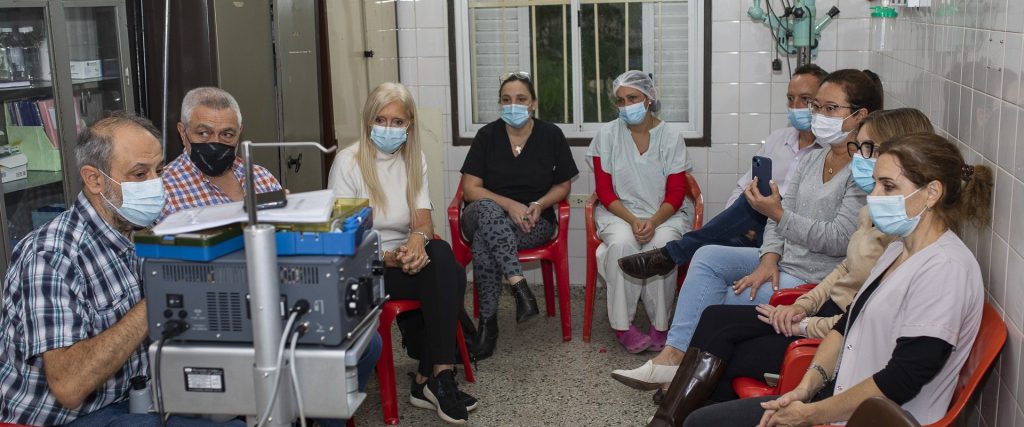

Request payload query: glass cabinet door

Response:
[63,5,127,127]
[0,4,67,264]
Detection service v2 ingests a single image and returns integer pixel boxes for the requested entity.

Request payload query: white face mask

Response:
[811,112,855,146]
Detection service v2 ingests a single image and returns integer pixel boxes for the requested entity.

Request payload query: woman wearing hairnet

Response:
[585,70,693,353]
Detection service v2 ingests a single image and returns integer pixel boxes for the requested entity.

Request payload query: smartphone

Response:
[244,189,288,211]
[752,156,773,197]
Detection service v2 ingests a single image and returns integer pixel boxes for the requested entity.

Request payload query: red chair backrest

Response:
[926,302,1006,427]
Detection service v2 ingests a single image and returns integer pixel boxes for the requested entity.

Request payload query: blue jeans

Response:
[65,333,383,427]
[663,198,767,265]
[62,400,246,427]
[665,245,807,351]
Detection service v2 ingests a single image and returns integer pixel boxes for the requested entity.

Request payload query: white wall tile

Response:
[738,114,771,144]
[739,21,772,53]
[712,53,741,83]
[837,19,870,51]
[1011,179,1024,257]
[689,147,709,175]
[711,113,740,144]
[1002,33,1022,105]
[740,52,773,83]
[396,0,416,29]
[708,145,739,175]
[417,57,449,86]
[991,236,1010,311]
[398,29,418,58]
[1006,249,1024,331]
[712,83,740,113]
[414,0,447,29]
[416,28,449,58]
[998,103,1018,171]
[399,57,419,86]
[739,83,772,113]
[712,21,742,52]
[712,0,742,22]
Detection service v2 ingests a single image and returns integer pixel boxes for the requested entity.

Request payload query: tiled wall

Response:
[868,0,1024,426]
[397,0,1024,422]
[396,0,871,284]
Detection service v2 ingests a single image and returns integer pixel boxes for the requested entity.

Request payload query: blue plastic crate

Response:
[275,207,373,256]
[135,235,245,262]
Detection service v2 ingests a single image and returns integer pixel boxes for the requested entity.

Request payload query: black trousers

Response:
[688,300,843,401]
[384,240,465,377]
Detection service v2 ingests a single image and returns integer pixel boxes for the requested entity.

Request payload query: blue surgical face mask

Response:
[370,125,408,154]
[99,170,166,227]
[787,108,812,131]
[618,101,648,125]
[867,187,925,237]
[501,104,530,128]
[851,153,877,193]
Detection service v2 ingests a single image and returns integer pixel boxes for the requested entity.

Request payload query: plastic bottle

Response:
[870,6,898,52]
[7,27,25,81]
[18,27,39,81]
[0,28,15,81]
[128,376,153,414]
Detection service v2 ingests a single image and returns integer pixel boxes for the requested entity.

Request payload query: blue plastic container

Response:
[275,207,373,256]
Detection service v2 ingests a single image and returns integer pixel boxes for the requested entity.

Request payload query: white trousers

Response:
[595,206,689,331]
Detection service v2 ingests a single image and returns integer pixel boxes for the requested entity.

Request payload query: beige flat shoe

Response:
[611,360,678,390]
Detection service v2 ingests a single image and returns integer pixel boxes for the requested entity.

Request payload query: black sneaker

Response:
[423,370,469,424]
[410,377,479,411]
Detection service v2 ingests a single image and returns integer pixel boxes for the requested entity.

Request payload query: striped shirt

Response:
[0,193,148,425]
[160,151,282,218]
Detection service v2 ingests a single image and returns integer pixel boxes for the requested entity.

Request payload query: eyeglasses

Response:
[848,140,876,158]
[809,101,859,115]
[499,71,532,83]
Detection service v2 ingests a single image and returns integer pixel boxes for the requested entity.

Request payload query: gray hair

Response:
[76,111,161,172]
[180,87,243,127]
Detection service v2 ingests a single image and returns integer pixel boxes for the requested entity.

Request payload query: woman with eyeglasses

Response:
[613,69,880,403]
[328,82,478,424]
[683,132,992,427]
[586,70,693,353]
[459,72,579,360]
[643,108,933,426]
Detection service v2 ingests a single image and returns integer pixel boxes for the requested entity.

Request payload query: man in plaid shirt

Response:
[0,113,244,426]
[161,87,281,219]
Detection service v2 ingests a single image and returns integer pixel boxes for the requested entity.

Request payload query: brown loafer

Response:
[618,248,677,280]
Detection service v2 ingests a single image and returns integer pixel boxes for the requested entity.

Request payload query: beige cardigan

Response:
[792,206,897,338]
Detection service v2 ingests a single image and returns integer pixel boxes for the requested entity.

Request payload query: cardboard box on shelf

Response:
[70,60,102,80]
[0,151,28,183]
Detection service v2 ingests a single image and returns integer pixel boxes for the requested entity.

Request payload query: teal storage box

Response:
[134,224,244,262]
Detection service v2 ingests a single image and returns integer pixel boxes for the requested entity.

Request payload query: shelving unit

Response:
[0,0,133,273]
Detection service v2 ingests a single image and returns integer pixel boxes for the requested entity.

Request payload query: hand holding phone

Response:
[243,189,288,212]
[751,156,773,197]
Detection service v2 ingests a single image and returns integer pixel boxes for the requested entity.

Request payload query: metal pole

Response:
[161,0,170,155]
[245,224,291,427]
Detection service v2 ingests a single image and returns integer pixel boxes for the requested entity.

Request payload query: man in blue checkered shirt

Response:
[0,113,242,426]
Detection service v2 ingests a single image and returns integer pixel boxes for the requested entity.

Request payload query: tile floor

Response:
[352,286,660,426]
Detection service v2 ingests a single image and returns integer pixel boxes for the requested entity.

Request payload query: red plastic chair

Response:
[0,423,35,427]
[733,284,819,398]
[582,174,704,342]
[447,180,573,342]
[375,300,476,425]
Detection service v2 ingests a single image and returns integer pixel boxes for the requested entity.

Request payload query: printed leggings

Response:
[461,199,555,319]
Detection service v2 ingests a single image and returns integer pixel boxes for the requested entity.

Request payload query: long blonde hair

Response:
[356,82,424,219]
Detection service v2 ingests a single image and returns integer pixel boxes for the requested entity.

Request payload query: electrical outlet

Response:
[567,194,590,208]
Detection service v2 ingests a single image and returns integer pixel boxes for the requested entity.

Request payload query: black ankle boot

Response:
[472,316,498,361]
[510,279,540,323]
[458,306,479,350]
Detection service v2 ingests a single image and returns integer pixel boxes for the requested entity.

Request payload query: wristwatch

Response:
[799,318,810,337]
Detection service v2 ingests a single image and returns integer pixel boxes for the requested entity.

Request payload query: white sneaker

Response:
[611,360,678,390]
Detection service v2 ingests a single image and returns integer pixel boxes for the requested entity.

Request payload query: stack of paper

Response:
[153,189,335,236]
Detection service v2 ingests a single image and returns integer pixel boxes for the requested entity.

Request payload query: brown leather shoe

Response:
[618,248,677,280]
[647,348,726,427]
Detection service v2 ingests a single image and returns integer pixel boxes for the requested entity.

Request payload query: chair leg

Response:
[555,257,572,342]
[375,310,401,425]
[456,324,475,383]
[541,261,556,317]
[583,257,596,343]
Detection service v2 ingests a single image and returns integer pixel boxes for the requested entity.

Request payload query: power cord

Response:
[155,320,189,427]
[255,300,310,426]
[288,322,310,427]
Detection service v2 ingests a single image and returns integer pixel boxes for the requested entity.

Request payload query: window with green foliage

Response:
[453,0,703,141]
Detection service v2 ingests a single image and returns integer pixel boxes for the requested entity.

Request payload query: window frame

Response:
[449,0,711,147]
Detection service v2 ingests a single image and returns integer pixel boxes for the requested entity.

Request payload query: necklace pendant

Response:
[514,146,522,155]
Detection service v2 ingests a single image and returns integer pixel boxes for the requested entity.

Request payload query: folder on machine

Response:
[153,189,335,236]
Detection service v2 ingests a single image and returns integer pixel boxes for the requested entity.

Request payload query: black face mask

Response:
[189,142,236,177]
